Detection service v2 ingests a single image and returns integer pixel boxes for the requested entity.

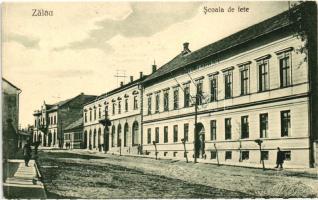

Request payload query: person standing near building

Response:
[23,142,32,166]
[275,147,285,169]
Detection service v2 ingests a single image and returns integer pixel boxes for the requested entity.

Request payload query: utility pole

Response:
[100,104,111,154]
[194,93,198,163]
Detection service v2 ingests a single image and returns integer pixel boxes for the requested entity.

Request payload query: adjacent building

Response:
[83,74,147,154]
[33,93,96,148]
[141,3,317,168]
[2,78,21,159]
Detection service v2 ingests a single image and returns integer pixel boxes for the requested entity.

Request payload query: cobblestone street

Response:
[37,150,318,198]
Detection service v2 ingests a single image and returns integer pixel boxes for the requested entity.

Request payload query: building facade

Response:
[33,93,96,148]
[83,74,146,155]
[64,118,83,149]
[2,78,21,159]
[141,3,317,168]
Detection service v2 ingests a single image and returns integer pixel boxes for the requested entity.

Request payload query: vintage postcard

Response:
[1,1,318,199]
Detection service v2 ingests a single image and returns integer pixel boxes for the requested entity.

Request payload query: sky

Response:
[2,1,290,127]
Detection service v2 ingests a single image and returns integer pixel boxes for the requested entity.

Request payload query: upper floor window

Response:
[133,96,138,110]
[54,116,56,124]
[163,90,169,111]
[281,110,291,137]
[155,93,160,113]
[94,108,97,120]
[239,63,250,95]
[241,116,249,139]
[98,107,101,119]
[184,123,189,142]
[184,84,190,108]
[210,120,216,140]
[125,98,128,112]
[112,103,116,115]
[89,110,92,121]
[209,75,218,102]
[147,128,151,144]
[257,58,269,92]
[173,125,178,143]
[147,95,152,115]
[173,88,179,110]
[278,51,292,88]
[164,126,168,143]
[225,118,231,140]
[260,113,268,138]
[196,80,203,105]
[155,127,159,143]
[84,112,87,123]
[118,101,121,114]
[224,70,233,99]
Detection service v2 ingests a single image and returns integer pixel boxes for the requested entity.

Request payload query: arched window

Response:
[111,125,115,147]
[132,121,139,145]
[53,130,56,145]
[84,130,88,149]
[93,129,97,148]
[117,124,122,147]
[124,123,129,147]
[98,128,101,150]
[89,130,92,149]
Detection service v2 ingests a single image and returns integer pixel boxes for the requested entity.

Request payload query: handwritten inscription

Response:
[32,9,53,16]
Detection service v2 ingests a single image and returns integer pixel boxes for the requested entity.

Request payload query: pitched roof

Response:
[2,78,21,91]
[143,4,301,84]
[64,117,83,131]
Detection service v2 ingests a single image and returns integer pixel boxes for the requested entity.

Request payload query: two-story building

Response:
[83,74,147,155]
[141,3,317,168]
[33,93,96,148]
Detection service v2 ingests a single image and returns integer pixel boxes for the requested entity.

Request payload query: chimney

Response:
[152,61,157,73]
[139,72,143,79]
[130,76,134,82]
[182,42,191,55]
[120,81,123,87]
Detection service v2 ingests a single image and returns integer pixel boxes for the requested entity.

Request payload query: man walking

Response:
[23,142,32,166]
[275,147,285,169]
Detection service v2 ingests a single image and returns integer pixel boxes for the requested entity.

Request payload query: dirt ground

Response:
[37,150,318,198]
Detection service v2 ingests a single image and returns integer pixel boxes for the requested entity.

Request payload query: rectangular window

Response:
[196,80,203,105]
[173,88,179,110]
[173,125,178,143]
[241,116,249,139]
[225,118,231,140]
[84,112,87,123]
[279,52,292,87]
[147,128,151,144]
[118,101,121,114]
[241,151,249,160]
[225,151,232,160]
[210,120,217,140]
[155,93,160,113]
[164,126,168,143]
[163,90,169,111]
[94,109,97,120]
[224,71,233,99]
[210,76,218,102]
[281,110,291,137]
[147,96,152,115]
[210,151,217,159]
[54,116,56,124]
[240,64,249,95]
[258,59,269,92]
[155,127,159,143]
[90,110,92,121]
[184,123,189,142]
[112,103,115,115]
[125,98,128,112]
[282,151,291,161]
[184,84,190,108]
[133,96,138,110]
[261,151,269,160]
[260,113,268,138]
[98,108,101,118]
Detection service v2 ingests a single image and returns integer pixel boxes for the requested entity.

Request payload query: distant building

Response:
[64,117,83,149]
[141,3,317,168]
[33,93,97,148]
[2,78,21,159]
[83,73,146,154]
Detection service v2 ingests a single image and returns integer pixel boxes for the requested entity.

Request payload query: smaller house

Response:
[64,118,83,149]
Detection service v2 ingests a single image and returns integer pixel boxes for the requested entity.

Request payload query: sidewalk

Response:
[3,159,47,199]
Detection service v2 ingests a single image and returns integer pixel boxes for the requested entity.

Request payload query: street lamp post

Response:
[100,106,111,154]
[152,141,158,160]
[181,138,188,163]
[255,139,265,170]
[194,93,199,163]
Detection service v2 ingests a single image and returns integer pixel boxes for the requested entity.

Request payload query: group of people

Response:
[22,141,41,167]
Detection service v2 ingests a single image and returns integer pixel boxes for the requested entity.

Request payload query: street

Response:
[37,150,318,198]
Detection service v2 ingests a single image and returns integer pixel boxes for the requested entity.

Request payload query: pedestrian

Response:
[23,143,32,167]
[275,147,285,169]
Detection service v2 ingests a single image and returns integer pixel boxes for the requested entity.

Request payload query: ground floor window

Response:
[210,151,217,159]
[282,151,291,161]
[241,151,249,160]
[261,151,269,160]
[225,151,232,160]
